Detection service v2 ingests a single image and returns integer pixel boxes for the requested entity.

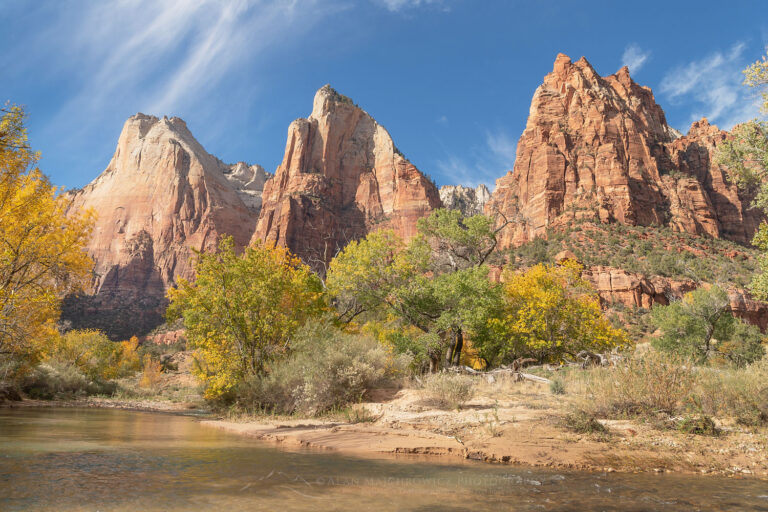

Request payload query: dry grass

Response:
[419,372,475,409]
[565,350,768,430]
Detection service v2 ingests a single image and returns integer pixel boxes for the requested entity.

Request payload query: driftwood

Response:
[444,365,551,384]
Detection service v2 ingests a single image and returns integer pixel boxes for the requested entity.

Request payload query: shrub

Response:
[696,359,768,426]
[676,414,719,436]
[571,351,697,418]
[43,330,141,381]
[549,378,566,395]
[21,362,115,399]
[139,354,163,390]
[235,319,408,415]
[420,372,474,409]
[562,410,607,434]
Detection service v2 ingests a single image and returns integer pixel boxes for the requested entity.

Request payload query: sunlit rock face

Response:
[253,85,442,269]
[440,184,491,216]
[62,114,264,339]
[487,54,762,249]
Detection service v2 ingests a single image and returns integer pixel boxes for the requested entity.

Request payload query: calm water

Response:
[1,408,767,511]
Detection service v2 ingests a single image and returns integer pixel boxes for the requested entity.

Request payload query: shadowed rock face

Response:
[439,184,491,216]
[253,85,442,270]
[487,54,762,248]
[62,114,264,339]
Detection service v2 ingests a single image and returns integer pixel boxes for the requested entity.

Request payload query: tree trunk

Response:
[444,329,457,367]
[451,328,464,366]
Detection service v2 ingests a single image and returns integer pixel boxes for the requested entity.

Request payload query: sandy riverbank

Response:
[4,370,767,478]
[202,380,768,478]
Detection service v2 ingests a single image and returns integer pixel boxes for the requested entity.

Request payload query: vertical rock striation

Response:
[487,54,762,248]
[253,85,442,269]
[62,114,264,338]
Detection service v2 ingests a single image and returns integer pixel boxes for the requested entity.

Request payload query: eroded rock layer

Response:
[62,114,263,338]
[487,54,762,248]
[253,85,442,268]
[440,184,491,216]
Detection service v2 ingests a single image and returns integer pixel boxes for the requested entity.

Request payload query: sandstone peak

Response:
[311,84,359,119]
[62,114,265,338]
[487,53,762,248]
[254,86,441,269]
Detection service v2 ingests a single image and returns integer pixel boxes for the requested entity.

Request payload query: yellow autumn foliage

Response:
[0,106,94,373]
[488,261,629,364]
[167,237,324,399]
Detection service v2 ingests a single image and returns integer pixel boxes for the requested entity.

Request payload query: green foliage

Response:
[327,210,505,370]
[234,318,407,415]
[715,50,768,299]
[549,377,566,395]
[676,414,719,436]
[562,411,607,434]
[167,237,324,398]
[651,286,765,366]
[21,361,116,399]
[506,221,758,288]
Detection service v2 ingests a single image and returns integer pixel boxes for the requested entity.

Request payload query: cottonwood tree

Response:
[327,209,507,371]
[716,51,768,298]
[481,261,628,365]
[651,286,764,366]
[0,105,94,375]
[166,237,324,398]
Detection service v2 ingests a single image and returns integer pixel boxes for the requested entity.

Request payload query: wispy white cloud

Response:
[376,0,449,12]
[659,42,761,129]
[485,130,517,164]
[435,129,517,188]
[48,0,337,119]
[13,0,346,185]
[621,44,649,74]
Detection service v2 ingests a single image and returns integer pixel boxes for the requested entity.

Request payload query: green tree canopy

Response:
[651,286,764,367]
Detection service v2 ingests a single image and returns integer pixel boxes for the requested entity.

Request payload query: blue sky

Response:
[2,0,767,190]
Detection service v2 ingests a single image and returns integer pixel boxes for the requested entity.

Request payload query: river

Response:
[1,408,766,511]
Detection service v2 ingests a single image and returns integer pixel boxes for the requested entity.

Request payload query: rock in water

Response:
[253,85,442,269]
[486,54,762,248]
[62,114,264,339]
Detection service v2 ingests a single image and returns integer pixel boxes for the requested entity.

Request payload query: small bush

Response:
[21,362,115,399]
[676,414,719,436]
[235,319,408,415]
[139,354,163,390]
[420,372,474,409]
[549,378,566,395]
[562,410,608,434]
[43,330,141,381]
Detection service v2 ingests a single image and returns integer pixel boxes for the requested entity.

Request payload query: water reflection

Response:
[0,408,766,511]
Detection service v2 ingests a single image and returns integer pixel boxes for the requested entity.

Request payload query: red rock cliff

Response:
[487,54,762,248]
[253,85,442,268]
[62,114,264,338]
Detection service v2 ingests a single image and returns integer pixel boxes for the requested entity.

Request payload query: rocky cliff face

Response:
[253,85,442,268]
[487,54,762,248]
[439,184,491,216]
[582,266,768,330]
[62,114,264,339]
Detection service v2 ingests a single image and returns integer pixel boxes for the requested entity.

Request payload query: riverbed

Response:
[1,408,767,511]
